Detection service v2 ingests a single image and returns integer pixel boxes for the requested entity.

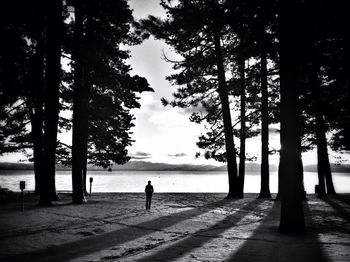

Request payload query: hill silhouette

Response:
[1,161,349,172]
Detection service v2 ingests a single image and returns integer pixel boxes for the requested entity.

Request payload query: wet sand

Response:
[0,193,349,261]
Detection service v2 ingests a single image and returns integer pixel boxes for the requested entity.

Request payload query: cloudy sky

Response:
[127,0,211,164]
[127,0,282,165]
[126,0,348,166]
[1,0,346,166]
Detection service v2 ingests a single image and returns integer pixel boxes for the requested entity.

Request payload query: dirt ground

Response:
[0,192,349,262]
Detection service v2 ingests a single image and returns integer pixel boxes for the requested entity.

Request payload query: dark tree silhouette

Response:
[257,0,273,199]
[325,1,350,152]
[0,2,69,199]
[278,0,305,233]
[237,56,246,198]
[211,1,239,198]
[298,0,337,198]
[0,8,31,154]
[259,45,271,199]
[305,57,336,197]
[39,0,63,205]
[71,0,87,204]
[68,0,153,202]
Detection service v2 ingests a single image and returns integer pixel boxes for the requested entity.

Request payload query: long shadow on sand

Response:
[2,198,235,262]
[134,198,264,262]
[323,196,350,221]
[225,201,330,262]
[0,194,84,214]
[331,194,350,206]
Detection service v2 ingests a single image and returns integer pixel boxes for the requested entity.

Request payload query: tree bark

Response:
[82,9,93,198]
[32,5,45,194]
[212,1,238,198]
[238,56,246,198]
[315,113,333,196]
[311,68,328,197]
[259,46,272,198]
[32,36,45,195]
[302,3,336,197]
[26,100,43,196]
[307,42,336,196]
[257,0,272,199]
[323,152,336,194]
[39,0,62,205]
[314,89,335,195]
[278,0,305,233]
[71,0,87,204]
[83,153,88,196]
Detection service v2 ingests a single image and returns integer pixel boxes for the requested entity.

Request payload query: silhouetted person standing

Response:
[145,180,154,210]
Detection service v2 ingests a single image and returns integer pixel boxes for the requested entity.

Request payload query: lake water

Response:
[0,170,349,193]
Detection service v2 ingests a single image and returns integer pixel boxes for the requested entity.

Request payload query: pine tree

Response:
[143,0,240,197]
[68,0,153,202]
[0,2,46,195]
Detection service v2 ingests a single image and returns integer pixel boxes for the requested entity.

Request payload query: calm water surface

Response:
[0,170,349,193]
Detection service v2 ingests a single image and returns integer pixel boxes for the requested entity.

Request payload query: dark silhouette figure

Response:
[145,180,154,210]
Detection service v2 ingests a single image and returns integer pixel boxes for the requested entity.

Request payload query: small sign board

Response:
[20,181,25,190]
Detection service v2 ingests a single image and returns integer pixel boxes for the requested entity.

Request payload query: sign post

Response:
[89,177,93,197]
[19,181,25,212]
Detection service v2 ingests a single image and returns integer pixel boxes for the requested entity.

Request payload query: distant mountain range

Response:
[111,161,217,171]
[0,161,350,173]
[210,163,350,173]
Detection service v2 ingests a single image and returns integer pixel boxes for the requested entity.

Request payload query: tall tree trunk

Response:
[32,12,45,195]
[82,9,93,198]
[278,0,305,233]
[83,150,88,196]
[310,71,327,197]
[323,153,336,194]
[32,39,45,195]
[25,15,45,195]
[314,88,335,195]
[308,44,336,196]
[212,1,238,198]
[238,56,246,198]
[39,0,62,205]
[71,0,87,204]
[26,101,43,195]
[276,135,306,201]
[258,0,271,199]
[259,46,271,198]
[315,113,331,196]
[77,88,89,199]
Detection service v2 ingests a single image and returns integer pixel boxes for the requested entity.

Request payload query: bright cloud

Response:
[129,151,152,160]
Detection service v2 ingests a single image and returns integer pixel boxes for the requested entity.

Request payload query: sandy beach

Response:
[0,192,349,262]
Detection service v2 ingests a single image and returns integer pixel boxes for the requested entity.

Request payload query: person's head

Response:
[148,180,151,185]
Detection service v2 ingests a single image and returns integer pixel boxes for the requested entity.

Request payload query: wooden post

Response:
[89,177,93,197]
[20,181,25,212]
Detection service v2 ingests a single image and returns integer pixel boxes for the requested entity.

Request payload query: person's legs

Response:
[148,196,152,209]
[146,196,152,209]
